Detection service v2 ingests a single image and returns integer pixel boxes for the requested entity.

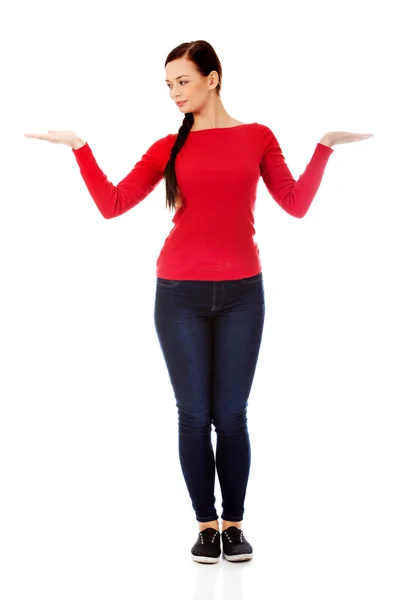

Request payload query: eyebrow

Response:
[165,74,189,82]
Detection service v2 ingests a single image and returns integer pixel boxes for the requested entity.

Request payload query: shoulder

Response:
[144,133,175,155]
[138,133,175,172]
[255,123,272,135]
[256,123,280,146]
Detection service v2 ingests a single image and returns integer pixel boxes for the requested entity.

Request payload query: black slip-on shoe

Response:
[191,527,221,564]
[221,526,253,562]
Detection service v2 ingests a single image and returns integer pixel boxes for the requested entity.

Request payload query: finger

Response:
[24,134,50,140]
[347,134,373,142]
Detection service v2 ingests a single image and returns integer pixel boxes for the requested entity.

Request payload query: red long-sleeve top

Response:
[72,122,334,280]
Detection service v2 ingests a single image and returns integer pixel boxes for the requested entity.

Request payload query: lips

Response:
[176,101,187,106]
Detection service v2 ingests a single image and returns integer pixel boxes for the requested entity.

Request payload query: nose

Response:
[169,84,182,99]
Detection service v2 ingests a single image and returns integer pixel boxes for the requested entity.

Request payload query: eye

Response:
[167,81,188,89]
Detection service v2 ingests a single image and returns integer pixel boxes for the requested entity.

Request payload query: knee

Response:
[212,410,248,435]
[177,407,212,433]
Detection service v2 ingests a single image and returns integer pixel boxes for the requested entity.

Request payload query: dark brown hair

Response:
[163,40,222,212]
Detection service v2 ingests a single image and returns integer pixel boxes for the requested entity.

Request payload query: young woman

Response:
[24,39,373,564]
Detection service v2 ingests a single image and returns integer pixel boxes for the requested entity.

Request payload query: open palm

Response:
[326,131,374,146]
[24,130,79,147]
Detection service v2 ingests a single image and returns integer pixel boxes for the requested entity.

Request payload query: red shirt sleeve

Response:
[72,135,171,219]
[259,126,334,218]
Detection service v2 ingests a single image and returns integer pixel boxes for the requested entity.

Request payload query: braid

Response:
[164,112,194,212]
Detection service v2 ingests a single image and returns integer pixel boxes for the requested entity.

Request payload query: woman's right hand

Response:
[24,130,82,148]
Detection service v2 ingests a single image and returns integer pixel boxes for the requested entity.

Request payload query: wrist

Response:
[319,135,332,147]
[71,138,86,150]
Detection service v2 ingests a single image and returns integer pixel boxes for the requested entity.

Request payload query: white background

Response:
[1,0,399,598]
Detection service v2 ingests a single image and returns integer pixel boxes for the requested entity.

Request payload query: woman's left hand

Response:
[321,131,374,147]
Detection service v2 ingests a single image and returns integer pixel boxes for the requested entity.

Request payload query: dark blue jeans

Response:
[153,272,265,523]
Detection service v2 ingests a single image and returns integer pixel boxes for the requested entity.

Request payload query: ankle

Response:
[221,520,242,532]
[198,519,220,532]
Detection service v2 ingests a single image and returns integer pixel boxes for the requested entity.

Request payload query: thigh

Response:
[211,278,266,423]
[154,280,213,424]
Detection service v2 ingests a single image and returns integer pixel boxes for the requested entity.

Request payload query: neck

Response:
[191,99,232,130]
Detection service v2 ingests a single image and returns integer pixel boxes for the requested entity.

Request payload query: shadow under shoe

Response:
[191,527,221,564]
[222,526,253,561]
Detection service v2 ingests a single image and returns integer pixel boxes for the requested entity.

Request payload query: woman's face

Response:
[165,58,215,113]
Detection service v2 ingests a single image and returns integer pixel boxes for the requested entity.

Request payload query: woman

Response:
[24,39,373,564]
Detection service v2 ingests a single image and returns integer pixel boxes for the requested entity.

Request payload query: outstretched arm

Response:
[72,135,170,219]
[259,127,334,218]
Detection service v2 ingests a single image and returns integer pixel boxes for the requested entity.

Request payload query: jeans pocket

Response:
[157,278,183,287]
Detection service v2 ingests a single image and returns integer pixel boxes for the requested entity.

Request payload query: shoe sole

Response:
[191,553,221,564]
[223,552,253,562]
